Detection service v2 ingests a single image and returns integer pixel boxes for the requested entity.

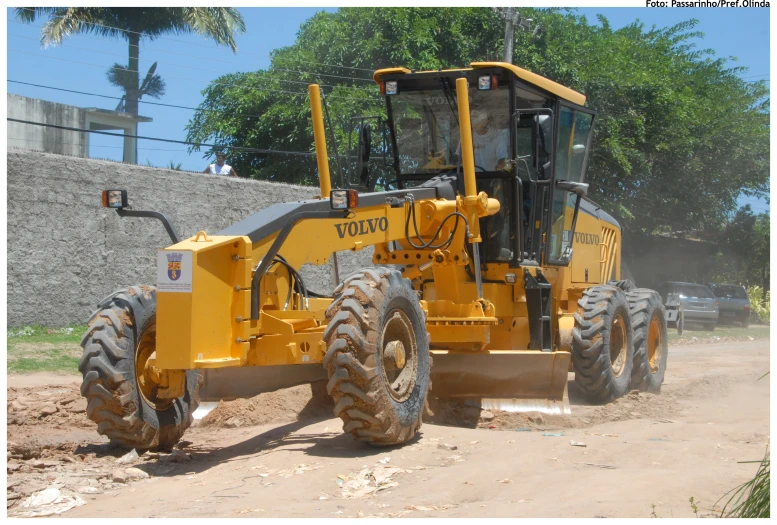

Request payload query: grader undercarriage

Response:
[82,62,668,449]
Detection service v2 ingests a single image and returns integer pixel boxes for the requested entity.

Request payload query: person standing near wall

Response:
[204,151,238,177]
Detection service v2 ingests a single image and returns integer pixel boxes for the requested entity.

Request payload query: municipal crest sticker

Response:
[167,252,183,281]
[157,251,193,293]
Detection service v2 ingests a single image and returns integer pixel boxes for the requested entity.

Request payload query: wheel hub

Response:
[609,314,627,377]
[135,325,174,411]
[379,310,418,402]
[647,315,663,373]
[384,340,406,369]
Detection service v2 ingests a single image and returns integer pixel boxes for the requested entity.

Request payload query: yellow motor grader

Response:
[84,62,668,449]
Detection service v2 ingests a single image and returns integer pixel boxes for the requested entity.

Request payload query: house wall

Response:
[7,94,87,157]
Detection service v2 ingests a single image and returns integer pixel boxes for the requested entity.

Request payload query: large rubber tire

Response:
[626,289,668,393]
[323,267,430,446]
[572,285,634,403]
[79,286,201,450]
[608,279,636,292]
[704,322,716,332]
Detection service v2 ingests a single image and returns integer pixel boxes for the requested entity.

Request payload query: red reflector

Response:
[744,306,751,311]
[101,190,109,208]
[379,81,385,95]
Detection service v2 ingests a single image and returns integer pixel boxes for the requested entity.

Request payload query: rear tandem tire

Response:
[626,289,668,393]
[704,323,716,332]
[79,286,201,450]
[608,279,636,292]
[323,267,430,446]
[572,285,634,404]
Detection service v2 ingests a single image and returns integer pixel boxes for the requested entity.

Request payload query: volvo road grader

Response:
[84,62,668,449]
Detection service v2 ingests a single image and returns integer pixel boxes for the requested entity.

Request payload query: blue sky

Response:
[5,7,770,213]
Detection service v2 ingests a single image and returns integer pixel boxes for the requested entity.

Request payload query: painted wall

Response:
[7,94,87,157]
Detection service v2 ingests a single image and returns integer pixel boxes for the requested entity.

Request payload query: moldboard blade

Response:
[429,350,571,414]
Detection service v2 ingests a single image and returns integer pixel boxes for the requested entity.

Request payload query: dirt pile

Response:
[426,389,678,431]
[199,380,335,428]
[7,383,93,433]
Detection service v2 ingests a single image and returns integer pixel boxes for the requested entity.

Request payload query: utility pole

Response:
[502,8,532,63]
[503,7,518,64]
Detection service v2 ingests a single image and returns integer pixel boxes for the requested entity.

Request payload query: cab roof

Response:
[373,61,586,106]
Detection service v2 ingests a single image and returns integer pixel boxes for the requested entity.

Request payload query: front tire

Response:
[626,289,668,393]
[79,286,201,450]
[572,285,634,403]
[323,267,430,446]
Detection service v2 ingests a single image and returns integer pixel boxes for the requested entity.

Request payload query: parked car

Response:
[707,283,751,328]
[656,282,719,331]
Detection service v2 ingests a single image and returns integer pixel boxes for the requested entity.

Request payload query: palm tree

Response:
[15,7,245,115]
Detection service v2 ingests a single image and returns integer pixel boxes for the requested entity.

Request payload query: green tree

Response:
[15,7,245,115]
[717,206,770,290]
[186,7,769,240]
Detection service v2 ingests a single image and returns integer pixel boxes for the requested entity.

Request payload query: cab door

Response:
[545,102,596,268]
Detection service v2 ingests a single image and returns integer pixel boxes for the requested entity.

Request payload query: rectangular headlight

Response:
[384,81,398,95]
[102,189,128,209]
[478,76,492,90]
[330,189,358,210]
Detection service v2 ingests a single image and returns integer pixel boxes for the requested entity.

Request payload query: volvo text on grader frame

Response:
[84,62,668,449]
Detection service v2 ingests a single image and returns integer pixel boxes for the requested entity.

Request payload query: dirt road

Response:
[7,339,769,518]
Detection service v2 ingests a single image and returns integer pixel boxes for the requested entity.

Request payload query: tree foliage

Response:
[16,7,245,114]
[712,205,770,288]
[186,8,769,239]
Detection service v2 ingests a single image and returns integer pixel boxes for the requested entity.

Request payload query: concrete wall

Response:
[7,94,87,157]
[8,150,372,327]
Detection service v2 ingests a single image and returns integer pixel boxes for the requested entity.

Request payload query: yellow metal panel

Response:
[249,333,326,366]
[471,62,586,106]
[156,291,193,369]
[373,63,584,104]
[570,210,604,285]
[156,235,251,370]
[372,67,412,83]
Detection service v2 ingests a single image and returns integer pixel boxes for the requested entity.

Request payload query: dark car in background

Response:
[707,283,751,327]
[656,282,719,331]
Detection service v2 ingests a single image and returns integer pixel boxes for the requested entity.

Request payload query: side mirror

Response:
[534,115,552,158]
[556,180,589,196]
[356,123,372,187]
[572,144,586,154]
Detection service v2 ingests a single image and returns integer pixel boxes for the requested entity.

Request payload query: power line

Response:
[10,32,229,75]
[8,117,317,157]
[271,67,373,83]
[7,136,193,153]
[8,79,374,121]
[8,48,379,102]
[8,79,265,118]
[12,11,376,76]
[11,32,375,85]
[8,44,373,93]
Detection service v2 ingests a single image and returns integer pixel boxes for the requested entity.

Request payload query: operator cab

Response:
[369,63,596,269]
